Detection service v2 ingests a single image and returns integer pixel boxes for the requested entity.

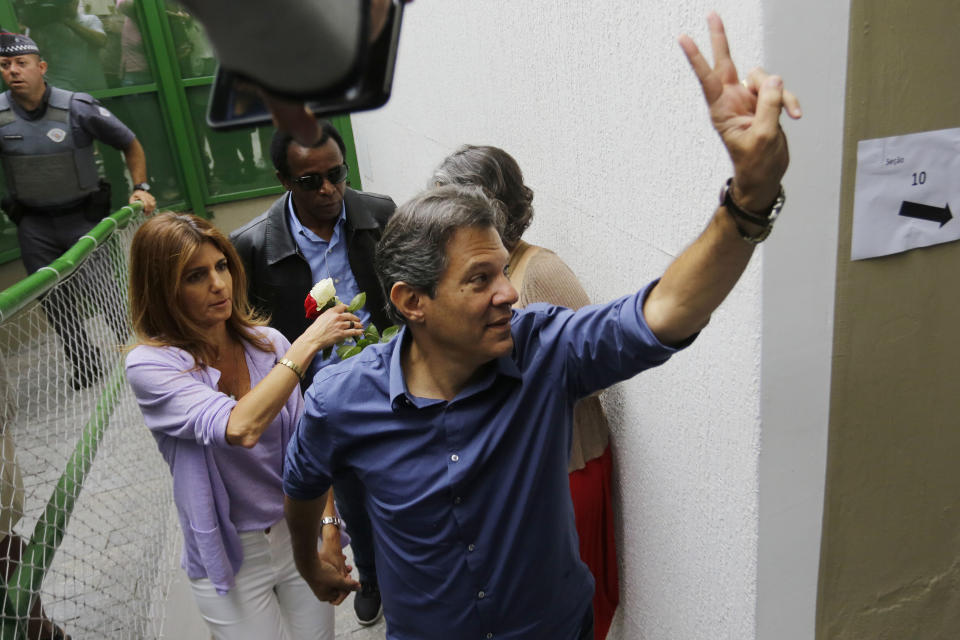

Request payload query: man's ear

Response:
[277,171,292,191]
[390,282,425,324]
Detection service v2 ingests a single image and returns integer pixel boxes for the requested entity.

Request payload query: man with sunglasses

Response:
[230,122,395,627]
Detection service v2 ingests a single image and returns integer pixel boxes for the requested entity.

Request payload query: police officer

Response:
[0,32,156,389]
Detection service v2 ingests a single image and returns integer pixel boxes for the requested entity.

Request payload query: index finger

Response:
[678,33,711,82]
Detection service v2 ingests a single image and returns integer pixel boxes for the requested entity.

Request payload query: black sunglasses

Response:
[294,164,349,190]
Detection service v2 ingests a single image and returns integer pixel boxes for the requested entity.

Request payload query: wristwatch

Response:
[719,178,785,244]
[320,516,341,528]
[133,182,151,192]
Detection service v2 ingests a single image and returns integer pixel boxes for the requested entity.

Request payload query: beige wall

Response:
[206,195,278,236]
[817,1,960,637]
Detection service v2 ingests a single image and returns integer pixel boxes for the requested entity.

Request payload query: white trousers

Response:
[189,518,334,640]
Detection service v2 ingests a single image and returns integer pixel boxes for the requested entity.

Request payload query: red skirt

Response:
[569,445,619,640]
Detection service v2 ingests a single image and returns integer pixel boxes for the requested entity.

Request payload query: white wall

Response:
[756,2,848,639]
[352,2,835,638]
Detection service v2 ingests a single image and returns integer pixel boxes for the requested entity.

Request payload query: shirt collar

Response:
[387,324,523,411]
[16,83,51,120]
[206,332,279,386]
[286,196,346,244]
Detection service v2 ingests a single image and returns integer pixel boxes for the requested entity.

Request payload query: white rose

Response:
[310,278,337,307]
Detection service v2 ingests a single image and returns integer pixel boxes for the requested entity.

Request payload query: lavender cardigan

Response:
[125,327,299,594]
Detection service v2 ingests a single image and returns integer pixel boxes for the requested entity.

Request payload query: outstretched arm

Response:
[225,304,363,447]
[642,13,802,345]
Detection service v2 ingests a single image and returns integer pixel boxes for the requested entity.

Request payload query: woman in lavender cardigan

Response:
[125,213,363,640]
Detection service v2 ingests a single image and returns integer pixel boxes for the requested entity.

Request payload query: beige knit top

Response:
[508,241,610,472]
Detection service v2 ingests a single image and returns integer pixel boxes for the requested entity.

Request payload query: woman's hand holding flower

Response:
[301,303,364,353]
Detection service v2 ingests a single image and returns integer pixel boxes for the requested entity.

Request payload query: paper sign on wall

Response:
[851,127,960,260]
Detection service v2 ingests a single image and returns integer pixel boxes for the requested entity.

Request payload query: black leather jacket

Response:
[230,189,395,348]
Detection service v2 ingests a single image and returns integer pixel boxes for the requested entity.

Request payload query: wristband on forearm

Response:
[720,177,785,244]
[277,357,305,382]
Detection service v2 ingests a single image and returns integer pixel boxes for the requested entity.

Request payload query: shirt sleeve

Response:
[125,346,233,447]
[72,94,136,150]
[283,379,335,501]
[515,279,694,400]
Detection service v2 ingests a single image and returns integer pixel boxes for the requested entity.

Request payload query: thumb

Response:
[337,572,361,591]
[753,75,784,138]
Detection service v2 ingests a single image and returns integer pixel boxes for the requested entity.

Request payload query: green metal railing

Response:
[0,203,141,323]
[0,204,140,639]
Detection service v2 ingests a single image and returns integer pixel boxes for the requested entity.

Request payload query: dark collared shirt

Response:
[284,281,686,640]
[22,85,52,119]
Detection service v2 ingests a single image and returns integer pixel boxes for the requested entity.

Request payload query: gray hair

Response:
[431,145,534,251]
[375,184,506,325]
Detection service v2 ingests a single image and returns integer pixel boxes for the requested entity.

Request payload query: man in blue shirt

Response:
[230,123,395,626]
[283,15,802,640]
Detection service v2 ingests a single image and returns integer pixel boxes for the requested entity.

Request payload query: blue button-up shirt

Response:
[284,281,686,639]
[287,197,370,380]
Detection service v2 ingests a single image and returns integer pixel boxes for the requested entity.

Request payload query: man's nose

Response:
[494,274,519,307]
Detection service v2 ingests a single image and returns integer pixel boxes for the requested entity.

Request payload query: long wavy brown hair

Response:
[128,212,272,366]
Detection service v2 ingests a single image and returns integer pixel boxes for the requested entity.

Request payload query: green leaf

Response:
[364,324,380,341]
[322,346,332,360]
[347,292,367,313]
[356,338,373,349]
[340,345,363,360]
[380,325,400,343]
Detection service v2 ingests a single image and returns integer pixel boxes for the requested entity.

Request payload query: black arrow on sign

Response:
[898,201,953,227]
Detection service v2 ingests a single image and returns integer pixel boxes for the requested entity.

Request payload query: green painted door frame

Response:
[136,0,207,216]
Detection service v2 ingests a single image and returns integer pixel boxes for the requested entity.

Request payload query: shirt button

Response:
[334,278,340,283]
[450,453,459,462]
[486,634,493,639]
[477,590,485,599]
[467,544,475,552]
[453,496,462,505]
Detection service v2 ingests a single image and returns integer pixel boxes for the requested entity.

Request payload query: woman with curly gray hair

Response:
[433,145,618,640]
